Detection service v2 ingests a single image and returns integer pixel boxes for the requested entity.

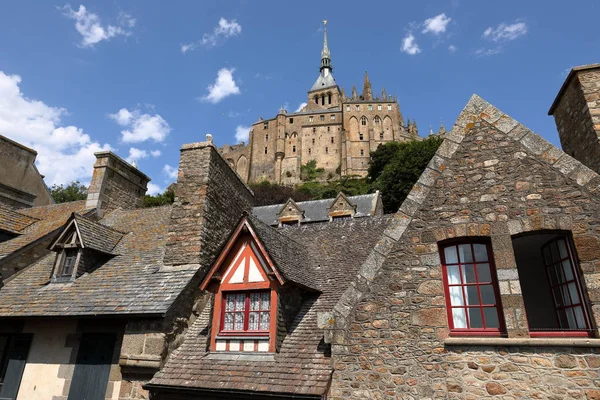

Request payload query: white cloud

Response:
[146,182,162,195]
[0,71,111,185]
[401,34,421,55]
[109,108,171,143]
[181,18,241,53]
[483,21,528,42]
[448,44,457,53]
[475,47,502,57]
[150,149,161,157]
[235,125,251,143]
[61,4,135,47]
[125,147,147,164]
[201,68,240,104]
[295,102,307,112]
[163,164,178,180]
[422,13,451,35]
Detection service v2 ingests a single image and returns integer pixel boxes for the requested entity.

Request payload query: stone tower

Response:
[218,21,421,185]
[549,63,600,173]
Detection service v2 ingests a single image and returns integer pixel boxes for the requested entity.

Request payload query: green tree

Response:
[371,136,442,213]
[300,160,324,182]
[367,141,403,182]
[249,181,313,206]
[50,181,88,203]
[143,187,176,207]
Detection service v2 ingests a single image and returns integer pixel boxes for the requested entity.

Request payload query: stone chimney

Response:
[85,151,150,214]
[549,63,600,173]
[163,140,254,267]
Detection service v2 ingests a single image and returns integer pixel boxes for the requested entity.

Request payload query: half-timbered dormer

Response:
[201,214,319,353]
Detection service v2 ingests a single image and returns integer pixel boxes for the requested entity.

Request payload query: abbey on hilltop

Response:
[219,21,422,185]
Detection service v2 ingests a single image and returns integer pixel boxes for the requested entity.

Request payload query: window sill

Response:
[216,334,269,340]
[204,352,275,361]
[444,337,600,348]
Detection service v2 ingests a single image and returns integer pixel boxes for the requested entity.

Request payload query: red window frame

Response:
[219,291,271,336]
[533,237,592,337]
[440,240,506,336]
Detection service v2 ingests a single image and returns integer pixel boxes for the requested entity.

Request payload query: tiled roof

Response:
[72,214,123,254]
[252,192,380,226]
[0,206,39,234]
[246,213,319,291]
[0,205,197,317]
[0,201,89,260]
[149,215,392,397]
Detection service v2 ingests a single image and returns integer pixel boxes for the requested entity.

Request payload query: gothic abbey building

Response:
[220,23,421,185]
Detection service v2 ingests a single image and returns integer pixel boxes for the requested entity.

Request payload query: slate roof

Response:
[0,201,89,260]
[309,72,337,92]
[252,192,380,226]
[71,214,123,254]
[0,206,39,234]
[245,213,319,291]
[149,215,392,397]
[0,205,197,317]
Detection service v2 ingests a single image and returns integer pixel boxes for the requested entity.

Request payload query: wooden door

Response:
[0,335,32,400]
[67,333,116,400]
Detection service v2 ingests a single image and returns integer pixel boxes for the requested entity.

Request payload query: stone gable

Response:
[327,95,600,399]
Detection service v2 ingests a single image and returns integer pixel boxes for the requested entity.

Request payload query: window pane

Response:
[462,264,476,283]
[561,286,572,306]
[465,286,480,305]
[458,244,473,263]
[249,312,259,330]
[477,263,491,282]
[250,293,260,311]
[562,260,574,281]
[224,313,233,330]
[452,308,467,329]
[557,309,569,328]
[449,287,464,306]
[553,286,564,306]
[226,296,235,312]
[558,239,568,258]
[547,265,559,286]
[565,308,576,329]
[235,294,245,309]
[444,246,458,264]
[261,292,270,310]
[550,242,560,263]
[446,265,460,285]
[573,306,586,329]
[568,282,580,304]
[483,308,500,328]
[260,312,270,330]
[480,285,496,305]
[473,244,488,262]
[468,308,483,328]
[234,312,244,330]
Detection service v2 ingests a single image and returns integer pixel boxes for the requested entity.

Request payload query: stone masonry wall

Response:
[551,67,600,174]
[163,142,254,267]
[329,117,600,399]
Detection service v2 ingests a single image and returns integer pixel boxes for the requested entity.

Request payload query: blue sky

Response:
[0,0,598,194]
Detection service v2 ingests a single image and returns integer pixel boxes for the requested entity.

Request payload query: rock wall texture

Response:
[550,66,600,174]
[163,141,254,268]
[328,97,600,399]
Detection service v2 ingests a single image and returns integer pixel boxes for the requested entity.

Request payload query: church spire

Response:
[320,20,332,76]
[363,71,373,100]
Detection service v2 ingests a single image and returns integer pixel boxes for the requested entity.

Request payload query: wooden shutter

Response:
[67,333,116,400]
[0,335,32,400]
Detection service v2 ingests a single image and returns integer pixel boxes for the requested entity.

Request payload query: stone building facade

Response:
[549,64,600,174]
[219,22,421,185]
[0,134,54,209]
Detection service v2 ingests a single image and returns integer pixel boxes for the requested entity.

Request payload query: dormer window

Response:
[222,292,271,334]
[58,248,79,277]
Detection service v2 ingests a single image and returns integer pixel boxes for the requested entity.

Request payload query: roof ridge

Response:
[73,213,128,235]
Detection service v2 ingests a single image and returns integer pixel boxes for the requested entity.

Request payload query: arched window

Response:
[321,95,325,106]
[374,116,381,125]
[314,95,318,104]
[328,93,332,104]
[360,116,367,126]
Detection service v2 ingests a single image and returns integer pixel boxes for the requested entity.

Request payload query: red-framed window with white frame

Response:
[440,240,506,336]
[220,291,271,335]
